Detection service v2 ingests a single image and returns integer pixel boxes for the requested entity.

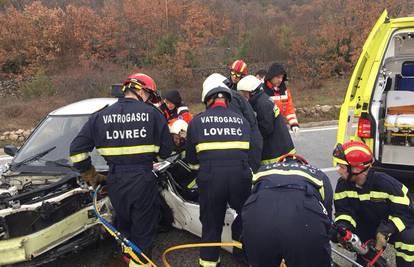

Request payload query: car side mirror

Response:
[4,144,17,157]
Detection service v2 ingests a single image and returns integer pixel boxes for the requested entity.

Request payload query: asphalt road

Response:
[293,125,340,187]
[6,125,397,267]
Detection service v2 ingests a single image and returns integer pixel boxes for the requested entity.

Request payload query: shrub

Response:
[21,70,55,98]
[1,55,28,74]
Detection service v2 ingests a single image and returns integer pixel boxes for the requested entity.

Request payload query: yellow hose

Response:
[93,191,157,266]
[162,242,242,267]
[95,188,286,267]
[162,242,287,267]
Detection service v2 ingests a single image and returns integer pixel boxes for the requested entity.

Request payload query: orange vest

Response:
[162,105,193,126]
[264,81,299,127]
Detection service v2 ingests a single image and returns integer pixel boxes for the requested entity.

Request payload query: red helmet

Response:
[333,140,373,170]
[123,73,157,91]
[277,153,309,165]
[230,59,248,77]
[123,73,160,103]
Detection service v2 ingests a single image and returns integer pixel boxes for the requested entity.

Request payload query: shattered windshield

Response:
[12,115,107,170]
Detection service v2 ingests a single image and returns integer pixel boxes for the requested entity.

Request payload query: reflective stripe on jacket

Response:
[334,169,414,235]
[70,98,173,172]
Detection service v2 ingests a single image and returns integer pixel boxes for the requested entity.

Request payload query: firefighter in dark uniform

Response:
[332,140,414,267]
[226,59,248,90]
[210,73,263,173]
[70,73,173,267]
[242,154,333,267]
[185,75,253,267]
[237,75,296,165]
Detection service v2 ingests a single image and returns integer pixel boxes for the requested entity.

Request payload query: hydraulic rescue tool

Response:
[332,224,389,267]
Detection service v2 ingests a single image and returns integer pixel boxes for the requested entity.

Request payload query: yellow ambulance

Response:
[337,10,414,187]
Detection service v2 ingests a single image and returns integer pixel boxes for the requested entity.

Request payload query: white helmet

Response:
[237,75,262,92]
[201,73,232,103]
[169,119,188,138]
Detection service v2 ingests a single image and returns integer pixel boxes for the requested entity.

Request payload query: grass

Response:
[292,78,348,108]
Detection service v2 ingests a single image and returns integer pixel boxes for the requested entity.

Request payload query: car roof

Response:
[49,98,118,116]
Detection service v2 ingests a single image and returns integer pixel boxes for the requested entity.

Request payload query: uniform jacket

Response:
[253,161,333,219]
[263,63,298,129]
[185,104,251,171]
[70,98,173,172]
[263,81,299,128]
[334,169,414,236]
[249,91,295,164]
[227,87,263,172]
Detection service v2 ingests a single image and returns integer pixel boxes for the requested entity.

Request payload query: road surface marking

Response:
[300,126,338,133]
[299,124,357,133]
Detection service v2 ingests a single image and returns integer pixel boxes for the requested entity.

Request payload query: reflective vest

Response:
[160,103,193,126]
[264,81,299,128]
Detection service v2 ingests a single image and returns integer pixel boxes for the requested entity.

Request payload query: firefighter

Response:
[225,59,248,91]
[185,74,253,267]
[263,63,300,135]
[237,75,296,165]
[69,73,173,267]
[242,154,333,267]
[210,73,263,173]
[160,89,192,125]
[332,140,414,267]
[169,119,188,155]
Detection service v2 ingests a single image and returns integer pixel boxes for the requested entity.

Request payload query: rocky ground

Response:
[0,128,32,142]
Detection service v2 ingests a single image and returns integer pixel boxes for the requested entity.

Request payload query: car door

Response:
[337,10,392,150]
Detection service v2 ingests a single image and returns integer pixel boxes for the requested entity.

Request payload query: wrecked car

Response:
[0,97,236,266]
[0,98,115,266]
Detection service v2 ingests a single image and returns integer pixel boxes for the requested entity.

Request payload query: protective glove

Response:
[375,232,389,251]
[329,224,347,244]
[291,125,300,136]
[362,239,388,267]
[80,165,107,189]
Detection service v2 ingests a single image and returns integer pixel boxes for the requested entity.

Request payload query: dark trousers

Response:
[197,160,252,265]
[106,169,160,262]
[242,189,331,267]
[391,228,414,267]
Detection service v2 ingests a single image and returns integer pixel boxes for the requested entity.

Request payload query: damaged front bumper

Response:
[0,186,112,266]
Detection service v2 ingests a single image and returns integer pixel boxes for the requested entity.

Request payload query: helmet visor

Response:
[144,88,161,104]
[231,71,243,78]
[333,143,349,165]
